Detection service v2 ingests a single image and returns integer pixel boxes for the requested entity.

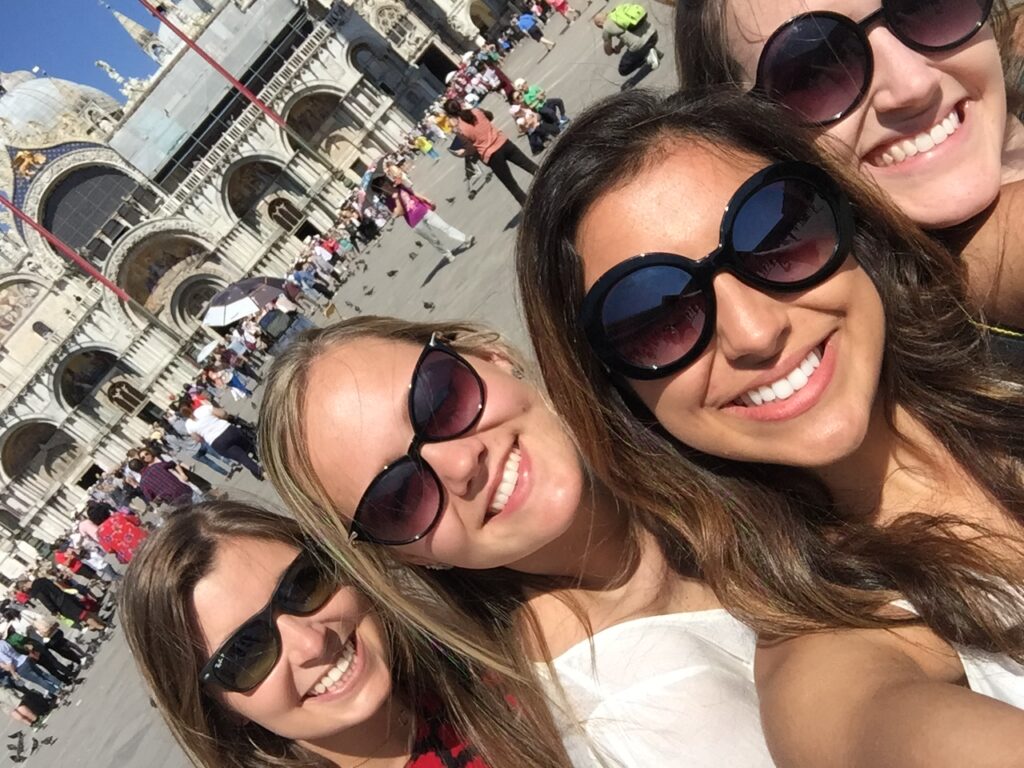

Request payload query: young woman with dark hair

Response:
[443,99,538,205]
[517,88,1024,768]
[121,501,572,768]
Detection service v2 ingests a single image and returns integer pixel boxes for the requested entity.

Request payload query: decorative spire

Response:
[99,2,170,64]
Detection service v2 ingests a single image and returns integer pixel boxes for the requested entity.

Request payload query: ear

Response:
[474,347,523,378]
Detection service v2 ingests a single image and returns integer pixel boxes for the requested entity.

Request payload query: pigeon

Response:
[408,252,418,260]
[362,286,374,296]
[423,302,435,311]
[386,270,398,277]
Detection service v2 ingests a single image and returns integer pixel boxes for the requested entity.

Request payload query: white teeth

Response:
[487,447,521,515]
[739,347,822,406]
[311,638,356,696]
[872,108,960,168]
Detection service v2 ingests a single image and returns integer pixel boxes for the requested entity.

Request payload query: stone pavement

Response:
[9,8,676,766]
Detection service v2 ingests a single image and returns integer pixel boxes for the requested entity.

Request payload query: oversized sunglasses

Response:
[351,334,485,546]
[199,550,337,693]
[580,161,854,380]
[755,0,993,126]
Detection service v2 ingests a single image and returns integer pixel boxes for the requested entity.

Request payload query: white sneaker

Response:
[647,48,661,70]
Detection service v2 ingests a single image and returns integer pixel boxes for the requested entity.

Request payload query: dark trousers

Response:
[46,631,83,665]
[538,98,566,124]
[485,140,538,205]
[33,648,75,685]
[211,426,262,480]
[619,31,659,76]
[527,122,561,154]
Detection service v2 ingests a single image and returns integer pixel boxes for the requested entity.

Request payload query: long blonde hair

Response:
[258,317,610,768]
[120,500,571,768]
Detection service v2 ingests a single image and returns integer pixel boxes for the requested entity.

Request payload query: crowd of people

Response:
[22,1,1024,767]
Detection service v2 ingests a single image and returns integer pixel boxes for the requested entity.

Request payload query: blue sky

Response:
[0,0,162,101]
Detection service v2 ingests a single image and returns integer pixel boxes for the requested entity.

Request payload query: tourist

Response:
[594,4,662,77]
[675,0,1024,331]
[181,403,263,480]
[444,99,537,205]
[88,503,148,564]
[514,12,556,50]
[130,456,199,508]
[513,78,569,127]
[370,174,475,263]
[0,638,63,698]
[511,105,560,155]
[517,89,1024,765]
[15,577,105,632]
[259,317,778,765]
[121,501,569,768]
[545,0,580,24]
[1,607,84,671]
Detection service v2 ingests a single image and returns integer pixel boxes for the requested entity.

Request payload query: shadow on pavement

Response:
[421,258,453,287]
[504,212,522,230]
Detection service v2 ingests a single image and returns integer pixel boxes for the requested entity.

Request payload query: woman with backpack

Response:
[444,99,538,205]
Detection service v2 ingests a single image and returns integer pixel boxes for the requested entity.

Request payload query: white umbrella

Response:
[202,296,260,327]
[196,340,221,363]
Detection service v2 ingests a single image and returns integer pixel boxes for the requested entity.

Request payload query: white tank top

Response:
[535,609,776,767]
[956,646,1024,707]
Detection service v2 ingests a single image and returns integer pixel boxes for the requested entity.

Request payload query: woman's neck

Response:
[1002,114,1024,185]
[513,481,720,658]
[302,697,413,768]
[814,400,1012,535]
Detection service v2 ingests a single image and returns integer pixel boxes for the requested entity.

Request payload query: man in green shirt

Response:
[594,4,662,77]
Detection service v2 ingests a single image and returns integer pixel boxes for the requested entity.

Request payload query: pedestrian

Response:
[444,99,538,205]
[88,504,148,565]
[594,4,662,77]
[130,457,199,508]
[181,403,263,480]
[15,577,106,631]
[514,12,556,50]
[545,0,580,23]
[511,104,560,155]
[0,638,63,697]
[413,133,440,160]
[370,175,475,263]
[514,77,570,126]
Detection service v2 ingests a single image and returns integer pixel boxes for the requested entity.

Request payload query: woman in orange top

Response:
[444,99,538,204]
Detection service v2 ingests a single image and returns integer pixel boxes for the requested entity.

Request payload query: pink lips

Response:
[721,334,838,422]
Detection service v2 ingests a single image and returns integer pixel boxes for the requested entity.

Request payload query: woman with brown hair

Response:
[517,87,1024,767]
[259,317,779,766]
[120,500,570,768]
[674,0,1024,334]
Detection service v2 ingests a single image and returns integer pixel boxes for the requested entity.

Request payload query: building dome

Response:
[0,73,120,144]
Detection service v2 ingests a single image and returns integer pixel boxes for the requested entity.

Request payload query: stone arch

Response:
[0,420,77,483]
[222,156,304,221]
[0,276,45,338]
[268,198,303,231]
[469,0,498,32]
[283,88,362,166]
[53,347,121,410]
[350,42,407,98]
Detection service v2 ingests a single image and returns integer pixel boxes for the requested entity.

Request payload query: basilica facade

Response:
[0,0,500,580]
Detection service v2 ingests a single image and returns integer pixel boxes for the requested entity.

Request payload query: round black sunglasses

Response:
[755,0,993,126]
[580,161,854,380]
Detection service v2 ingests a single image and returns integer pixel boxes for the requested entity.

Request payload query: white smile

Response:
[734,347,821,407]
[487,446,521,515]
[309,635,356,697]
[868,107,962,168]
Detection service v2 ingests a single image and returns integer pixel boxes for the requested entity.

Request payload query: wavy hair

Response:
[120,500,573,768]
[516,88,1024,658]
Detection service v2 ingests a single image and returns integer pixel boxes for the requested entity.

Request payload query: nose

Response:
[277,613,329,667]
[866,27,944,120]
[712,273,791,365]
[419,435,488,498]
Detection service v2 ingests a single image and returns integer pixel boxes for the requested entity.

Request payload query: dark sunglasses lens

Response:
[600,265,708,370]
[214,620,279,691]
[889,0,988,48]
[760,15,868,123]
[732,178,839,285]
[357,459,441,543]
[411,349,482,439]
[277,557,335,614]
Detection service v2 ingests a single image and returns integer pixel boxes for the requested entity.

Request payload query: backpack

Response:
[608,3,647,29]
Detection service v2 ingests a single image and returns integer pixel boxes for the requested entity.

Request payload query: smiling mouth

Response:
[866,102,965,168]
[731,345,823,407]
[486,441,521,517]
[307,633,358,698]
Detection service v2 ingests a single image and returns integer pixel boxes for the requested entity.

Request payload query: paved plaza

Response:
[9,8,676,766]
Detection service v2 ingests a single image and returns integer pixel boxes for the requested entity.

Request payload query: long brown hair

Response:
[120,500,574,768]
[258,318,614,767]
[516,88,1024,658]
[675,1,1024,122]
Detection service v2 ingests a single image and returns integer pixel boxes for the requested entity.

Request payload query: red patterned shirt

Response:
[406,699,490,768]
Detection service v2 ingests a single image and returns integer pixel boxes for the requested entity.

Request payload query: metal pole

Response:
[136,0,342,176]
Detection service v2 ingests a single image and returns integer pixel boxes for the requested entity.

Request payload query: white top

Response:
[185,403,230,444]
[538,610,776,768]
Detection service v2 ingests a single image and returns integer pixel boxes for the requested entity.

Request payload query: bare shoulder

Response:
[755,626,1024,768]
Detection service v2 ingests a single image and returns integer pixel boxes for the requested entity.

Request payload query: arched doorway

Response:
[1,422,76,480]
[225,159,288,219]
[41,166,140,263]
[118,232,211,309]
[170,274,225,328]
[469,0,497,32]
[58,349,120,408]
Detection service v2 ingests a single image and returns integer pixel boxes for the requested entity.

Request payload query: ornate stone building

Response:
[0,0,505,580]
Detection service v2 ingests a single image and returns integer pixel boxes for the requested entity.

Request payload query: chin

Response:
[878,171,1001,230]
